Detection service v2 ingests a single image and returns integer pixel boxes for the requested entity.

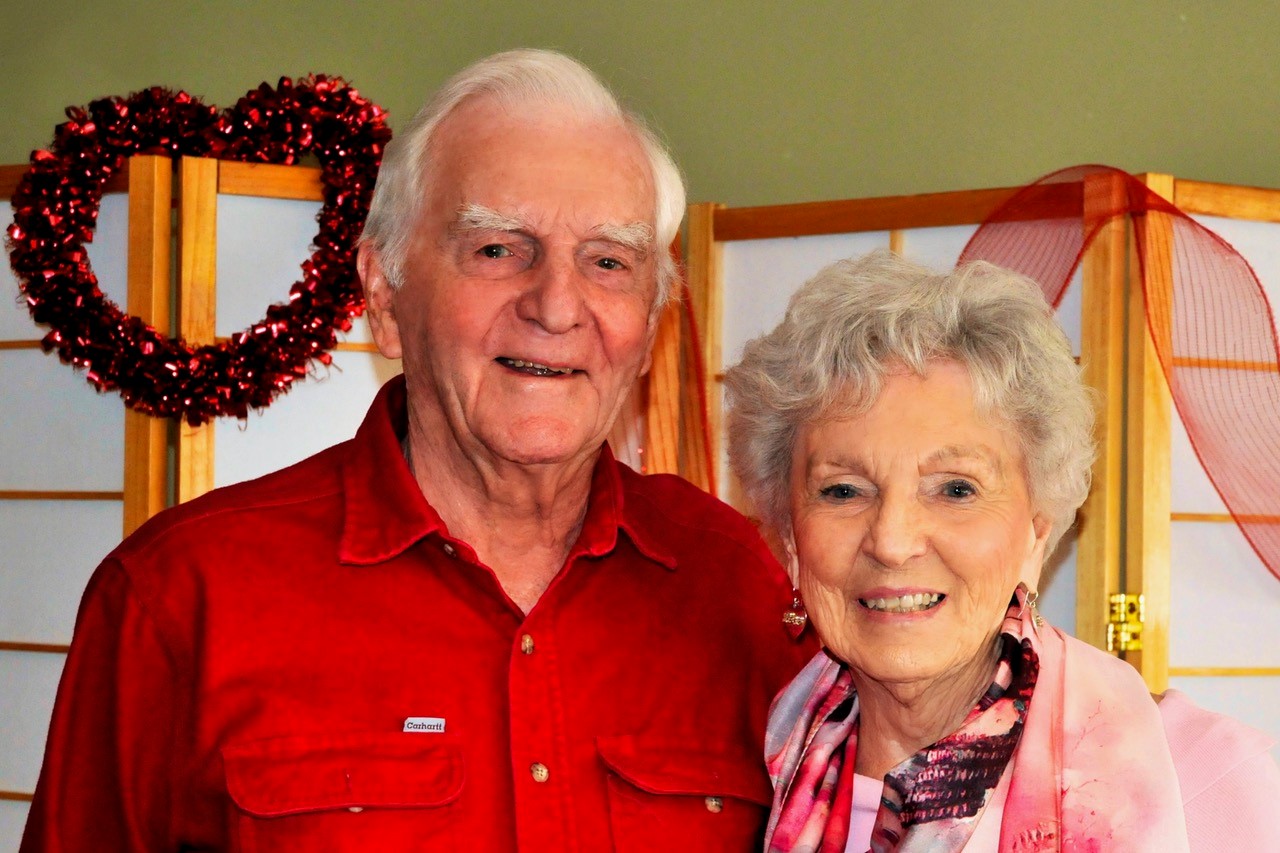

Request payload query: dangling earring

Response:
[782,590,808,629]
[1022,586,1045,628]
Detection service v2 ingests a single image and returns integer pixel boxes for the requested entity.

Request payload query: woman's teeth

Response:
[860,593,943,613]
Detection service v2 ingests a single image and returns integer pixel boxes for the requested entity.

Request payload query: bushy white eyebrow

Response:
[453,203,526,233]
[591,221,655,255]
[452,203,654,256]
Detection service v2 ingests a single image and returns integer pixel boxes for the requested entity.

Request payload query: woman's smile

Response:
[857,590,945,615]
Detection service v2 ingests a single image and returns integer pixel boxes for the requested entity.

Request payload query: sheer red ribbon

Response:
[960,164,1280,582]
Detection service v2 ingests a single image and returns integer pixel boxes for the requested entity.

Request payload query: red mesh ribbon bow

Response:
[961,164,1280,583]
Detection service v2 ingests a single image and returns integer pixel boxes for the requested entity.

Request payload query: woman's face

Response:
[786,359,1051,690]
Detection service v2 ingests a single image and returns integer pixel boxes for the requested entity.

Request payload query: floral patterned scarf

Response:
[763,590,1190,852]
[765,598,1036,852]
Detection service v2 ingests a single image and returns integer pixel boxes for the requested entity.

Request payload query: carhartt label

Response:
[403,716,446,733]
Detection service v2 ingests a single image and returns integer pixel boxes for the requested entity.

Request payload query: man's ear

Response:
[638,308,664,378]
[638,282,674,379]
[358,244,403,360]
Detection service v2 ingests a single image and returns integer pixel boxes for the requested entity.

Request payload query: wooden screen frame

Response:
[2,158,171,538]
[0,157,171,804]
[1139,177,1280,688]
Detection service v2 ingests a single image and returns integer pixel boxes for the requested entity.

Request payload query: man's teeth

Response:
[500,358,574,376]
[860,593,943,613]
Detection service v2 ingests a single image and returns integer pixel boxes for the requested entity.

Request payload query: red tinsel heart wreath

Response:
[6,76,391,425]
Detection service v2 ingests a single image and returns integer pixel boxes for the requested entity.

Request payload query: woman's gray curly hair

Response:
[724,249,1096,558]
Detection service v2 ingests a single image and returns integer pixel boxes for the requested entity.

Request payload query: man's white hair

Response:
[360,48,686,307]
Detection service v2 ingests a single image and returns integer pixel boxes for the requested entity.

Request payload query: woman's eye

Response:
[481,244,513,259]
[942,480,977,499]
[819,483,859,501]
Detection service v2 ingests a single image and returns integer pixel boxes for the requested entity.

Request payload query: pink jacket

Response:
[1160,688,1280,851]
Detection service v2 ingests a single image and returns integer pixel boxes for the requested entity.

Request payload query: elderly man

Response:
[22,50,811,851]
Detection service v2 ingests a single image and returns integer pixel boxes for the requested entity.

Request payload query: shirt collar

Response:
[339,376,676,570]
[572,445,678,571]
[339,376,448,565]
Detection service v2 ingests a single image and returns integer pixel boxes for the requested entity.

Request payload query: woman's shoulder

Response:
[1156,689,1280,849]
[1157,689,1277,793]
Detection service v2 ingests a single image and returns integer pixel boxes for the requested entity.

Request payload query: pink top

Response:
[843,690,1279,852]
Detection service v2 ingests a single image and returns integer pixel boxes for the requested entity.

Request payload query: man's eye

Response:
[481,244,513,259]
[819,483,859,501]
[942,480,977,499]
[595,257,626,271]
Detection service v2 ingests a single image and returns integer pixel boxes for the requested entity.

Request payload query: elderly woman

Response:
[725,251,1280,852]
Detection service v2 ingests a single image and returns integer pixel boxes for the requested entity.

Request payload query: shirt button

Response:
[530,762,550,783]
[520,634,535,655]
[442,543,456,557]
[348,806,364,813]
[704,796,723,813]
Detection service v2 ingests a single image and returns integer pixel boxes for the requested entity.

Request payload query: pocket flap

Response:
[223,731,464,817]
[596,734,772,806]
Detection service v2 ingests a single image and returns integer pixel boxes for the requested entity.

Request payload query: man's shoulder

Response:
[619,466,764,545]
[615,465,787,586]
[113,440,351,563]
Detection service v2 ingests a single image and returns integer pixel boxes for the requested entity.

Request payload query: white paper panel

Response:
[0,501,119,644]
[2,198,34,342]
[1054,267,1084,359]
[86,193,130,308]
[0,800,29,852]
[1190,214,1280,327]
[721,232,890,369]
[0,651,64,792]
[213,350,401,488]
[1038,532,1077,636]
[1169,413,1230,514]
[893,225,975,271]
[215,194,374,345]
[1169,520,1280,667]
[0,350,123,491]
[1,192,129,341]
[0,290,31,344]
[1168,676,1280,763]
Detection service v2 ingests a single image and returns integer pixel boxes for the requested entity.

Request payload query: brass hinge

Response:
[1106,593,1144,652]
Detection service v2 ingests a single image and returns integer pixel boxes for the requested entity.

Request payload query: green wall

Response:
[2,1,1278,206]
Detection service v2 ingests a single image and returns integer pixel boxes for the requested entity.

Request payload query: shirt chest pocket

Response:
[222,731,464,852]
[597,734,773,853]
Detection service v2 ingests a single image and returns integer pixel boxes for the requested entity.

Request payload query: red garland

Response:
[6,76,391,425]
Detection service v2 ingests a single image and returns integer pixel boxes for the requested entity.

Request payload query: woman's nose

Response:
[861,493,928,568]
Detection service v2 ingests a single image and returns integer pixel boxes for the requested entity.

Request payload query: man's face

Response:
[364,97,660,469]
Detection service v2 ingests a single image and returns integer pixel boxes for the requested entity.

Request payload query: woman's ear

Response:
[779,529,801,588]
[1020,513,1054,591]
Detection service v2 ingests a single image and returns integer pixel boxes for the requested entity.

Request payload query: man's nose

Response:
[516,251,587,334]
[860,491,928,568]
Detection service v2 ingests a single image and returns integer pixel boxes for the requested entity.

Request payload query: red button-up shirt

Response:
[22,377,813,852]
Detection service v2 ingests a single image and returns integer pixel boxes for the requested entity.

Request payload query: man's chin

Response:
[483,422,603,468]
